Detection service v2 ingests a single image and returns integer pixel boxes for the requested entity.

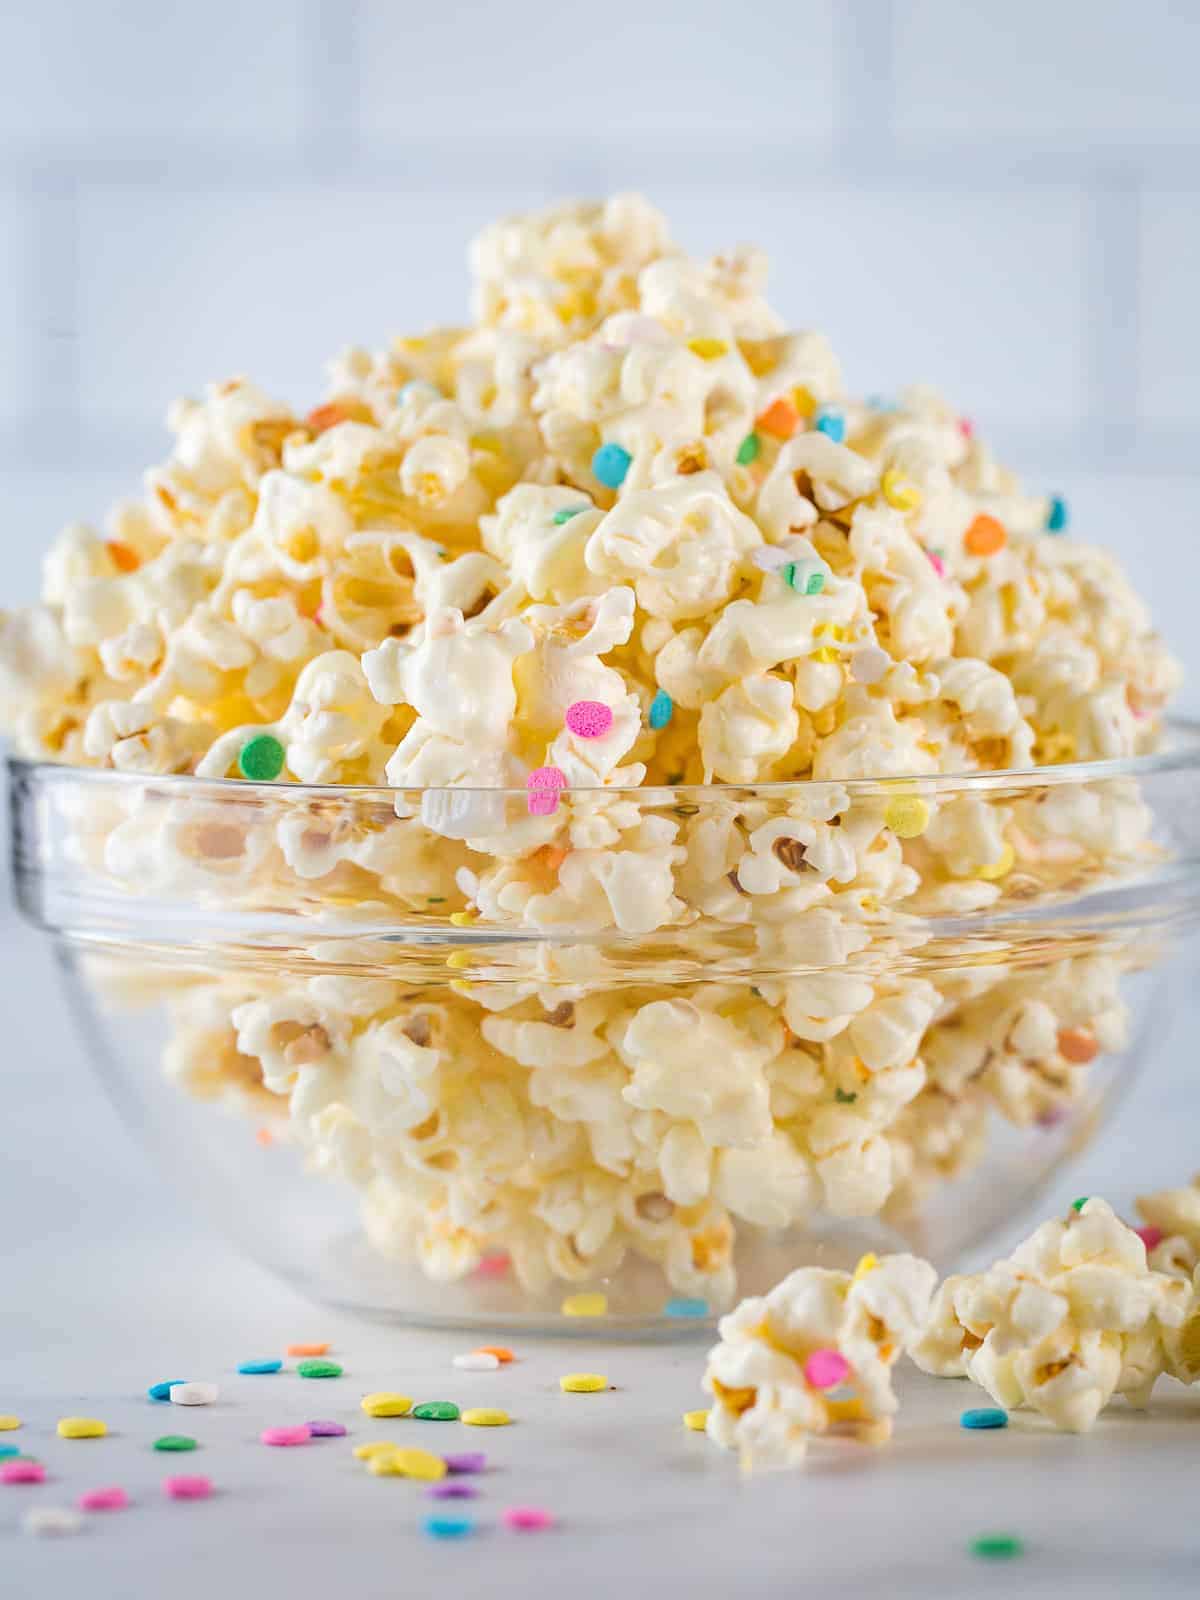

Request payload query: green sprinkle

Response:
[834,1088,858,1104]
[1071,1197,1089,1213]
[735,432,761,466]
[970,1534,1023,1561]
[153,1435,198,1452]
[237,732,286,782]
[552,505,588,525]
[412,1401,460,1421]
[297,1358,343,1379]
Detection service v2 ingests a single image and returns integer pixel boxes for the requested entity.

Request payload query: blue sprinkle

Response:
[1045,495,1068,533]
[664,1297,709,1319]
[238,1359,283,1376]
[866,395,897,412]
[148,1379,187,1402]
[648,690,674,731]
[552,505,589,525]
[961,1407,1008,1431]
[592,442,632,489]
[814,408,845,443]
[424,1515,474,1540]
[0,1444,20,1459]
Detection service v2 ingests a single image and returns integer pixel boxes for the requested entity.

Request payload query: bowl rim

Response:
[9,716,1200,803]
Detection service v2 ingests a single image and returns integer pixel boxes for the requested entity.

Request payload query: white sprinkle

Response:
[169,1381,219,1407]
[850,647,890,685]
[23,1506,83,1538]
[751,546,791,573]
[452,1351,502,1372]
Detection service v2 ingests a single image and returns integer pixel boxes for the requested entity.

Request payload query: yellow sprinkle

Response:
[881,469,921,512]
[853,1252,880,1282]
[460,1408,511,1427]
[449,979,471,995]
[884,797,930,839]
[445,952,471,970]
[0,1416,21,1431]
[353,1440,399,1459]
[687,337,729,360]
[561,1292,608,1318]
[449,910,477,926]
[361,1392,413,1418]
[977,841,1015,881]
[790,385,818,419]
[683,1409,709,1432]
[368,1446,447,1480]
[57,1417,107,1439]
[559,1373,609,1393]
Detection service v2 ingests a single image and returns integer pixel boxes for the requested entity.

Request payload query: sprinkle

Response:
[474,1346,514,1364]
[850,646,890,685]
[504,1505,555,1531]
[881,469,921,512]
[783,560,825,596]
[756,398,801,440]
[147,1380,185,1402]
[804,1350,851,1391]
[526,764,567,817]
[3,1460,46,1483]
[79,1486,129,1511]
[561,1292,607,1318]
[0,1445,20,1459]
[361,1393,413,1418]
[565,700,614,740]
[687,336,729,361]
[552,505,588,525]
[237,733,286,782]
[591,442,632,489]
[961,1408,1008,1430]
[884,797,930,839]
[164,1475,212,1501]
[977,842,1015,881]
[664,1297,709,1319]
[0,1416,21,1431]
[559,1374,608,1394]
[460,1408,511,1427]
[305,1419,343,1438]
[453,1352,501,1372]
[735,433,761,466]
[683,1410,709,1432]
[306,402,351,433]
[169,1383,217,1407]
[424,1515,473,1539]
[23,1506,81,1536]
[353,1441,398,1460]
[449,910,477,926]
[1058,1028,1099,1064]
[1071,1197,1090,1213]
[261,1426,311,1447]
[297,1359,342,1379]
[750,544,791,573]
[238,1359,282,1376]
[429,1481,479,1499]
[443,1452,487,1474]
[153,1436,197,1452]
[1136,1226,1165,1252]
[853,1252,880,1281]
[474,1254,510,1279]
[1046,495,1068,533]
[413,1402,460,1421]
[57,1417,107,1440]
[926,549,946,577]
[287,1342,331,1357]
[964,514,1006,557]
[105,538,141,573]
[648,689,674,730]
[814,408,845,443]
[372,1448,446,1481]
[970,1534,1023,1561]
[959,417,974,439]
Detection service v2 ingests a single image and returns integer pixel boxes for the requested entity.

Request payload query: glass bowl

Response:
[10,729,1200,1335]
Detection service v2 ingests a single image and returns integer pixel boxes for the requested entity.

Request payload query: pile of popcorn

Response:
[702,1197,1200,1467]
[0,195,1182,1301]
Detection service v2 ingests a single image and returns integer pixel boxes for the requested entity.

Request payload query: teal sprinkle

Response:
[237,1359,282,1376]
[424,1515,473,1539]
[648,690,674,731]
[961,1408,1008,1431]
[1046,495,1068,533]
[0,1445,20,1459]
[814,409,845,443]
[664,1297,709,1319]
[552,505,589,525]
[148,1379,187,1402]
[971,1534,1023,1561]
[592,442,632,489]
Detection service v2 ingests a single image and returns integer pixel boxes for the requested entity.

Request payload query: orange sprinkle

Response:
[964,514,1007,556]
[286,1342,330,1357]
[255,1126,274,1148]
[756,397,801,440]
[1057,1027,1099,1064]
[474,1346,515,1364]
[105,539,141,573]
[305,402,351,434]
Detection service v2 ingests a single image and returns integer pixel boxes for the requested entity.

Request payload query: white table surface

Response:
[4,918,1200,1599]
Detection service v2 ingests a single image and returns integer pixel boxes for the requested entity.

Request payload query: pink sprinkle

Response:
[79,1486,129,1512]
[804,1349,851,1390]
[164,1474,212,1500]
[2,1461,45,1484]
[261,1425,311,1447]
[443,1452,486,1475]
[428,1481,480,1500]
[526,765,567,817]
[504,1505,555,1532]
[1136,1225,1165,1252]
[474,1252,510,1279]
[306,1420,346,1438]
[959,417,974,439]
[564,700,614,740]
[926,550,945,578]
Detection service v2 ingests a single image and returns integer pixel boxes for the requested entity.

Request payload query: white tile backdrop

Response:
[0,0,1197,696]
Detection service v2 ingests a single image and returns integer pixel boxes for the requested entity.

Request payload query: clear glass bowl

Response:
[10,730,1200,1335]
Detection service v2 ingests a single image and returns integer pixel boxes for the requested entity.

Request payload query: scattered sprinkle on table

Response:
[57,1417,107,1440]
[237,733,286,782]
[561,1292,607,1318]
[961,1408,1008,1431]
[474,1346,514,1364]
[23,1506,81,1537]
[429,1481,479,1500]
[453,1351,500,1372]
[461,1408,510,1428]
[3,1460,46,1483]
[369,1448,446,1481]
[664,1297,708,1319]
[443,1452,487,1474]
[170,1382,217,1407]
[148,1379,186,1402]
[261,1425,311,1447]
[0,1415,21,1431]
[361,1392,413,1418]
[424,1514,473,1539]
[591,442,631,490]
[504,1505,554,1532]
[297,1358,342,1379]
[683,1410,709,1432]
[164,1475,212,1501]
[286,1343,330,1357]
[153,1435,197,1452]
[353,1441,398,1460]
[970,1534,1023,1561]
[0,1445,20,1459]
[238,1359,282,1376]
[559,1373,608,1394]
[306,1419,347,1437]
[79,1486,129,1511]
[804,1350,850,1391]
[413,1401,461,1421]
